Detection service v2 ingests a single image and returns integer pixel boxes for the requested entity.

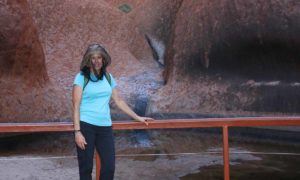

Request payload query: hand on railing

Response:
[135,116,154,126]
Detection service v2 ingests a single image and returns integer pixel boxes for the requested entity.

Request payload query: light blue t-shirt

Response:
[73,72,117,126]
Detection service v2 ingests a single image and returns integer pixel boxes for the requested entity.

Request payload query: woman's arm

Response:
[111,89,153,125]
[72,85,87,149]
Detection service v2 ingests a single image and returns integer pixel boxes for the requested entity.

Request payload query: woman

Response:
[72,44,152,180]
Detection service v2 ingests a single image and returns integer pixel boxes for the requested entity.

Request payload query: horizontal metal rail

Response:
[1,116,300,180]
[1,117,300,132]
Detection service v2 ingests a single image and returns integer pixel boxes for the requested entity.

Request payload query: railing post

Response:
[96,151,101,180]
[223,125,230,180]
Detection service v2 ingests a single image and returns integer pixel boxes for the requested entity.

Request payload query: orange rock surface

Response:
[1,0,300,122]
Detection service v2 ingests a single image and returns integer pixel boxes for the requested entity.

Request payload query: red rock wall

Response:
[148,0,300,115]
[25,0,157,121]
[0,1,68,122]
[1,0,300,122]
[0,0,47,83]
[123,0,183,63]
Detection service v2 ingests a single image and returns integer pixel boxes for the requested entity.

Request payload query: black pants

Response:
[76,121,115,180]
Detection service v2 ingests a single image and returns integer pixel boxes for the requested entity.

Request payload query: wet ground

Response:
[0,128,299,180]
[181,155,300,180]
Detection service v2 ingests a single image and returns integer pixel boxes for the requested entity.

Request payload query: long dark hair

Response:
[80,44,111,81]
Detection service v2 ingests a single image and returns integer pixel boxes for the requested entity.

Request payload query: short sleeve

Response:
[109,73,117,89]
[73,73,84,89]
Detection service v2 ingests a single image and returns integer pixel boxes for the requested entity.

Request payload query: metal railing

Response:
[1,116,300,180]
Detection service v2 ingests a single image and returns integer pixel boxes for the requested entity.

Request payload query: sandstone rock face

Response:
[26,0,161,120]
[1,0,300,122]
[148,0,300,115]
[0,0,47,83]
[121,0,183,65]
[0,0,69,122]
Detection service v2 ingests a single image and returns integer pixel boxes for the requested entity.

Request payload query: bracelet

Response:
[74,129,81,133]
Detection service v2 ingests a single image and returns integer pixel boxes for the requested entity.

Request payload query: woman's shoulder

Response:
[74,71,85,82]
[75,71,84,78]
[106,72,114,77]
[105,72,117,88]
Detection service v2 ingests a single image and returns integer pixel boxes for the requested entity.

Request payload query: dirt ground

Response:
[0,151,259,180]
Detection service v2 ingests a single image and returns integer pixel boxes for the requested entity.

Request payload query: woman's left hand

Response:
[136,116,154,126]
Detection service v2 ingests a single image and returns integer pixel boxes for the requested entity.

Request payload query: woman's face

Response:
[91,53,103,71]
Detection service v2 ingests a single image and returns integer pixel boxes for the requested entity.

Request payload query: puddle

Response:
[180,155,300,180]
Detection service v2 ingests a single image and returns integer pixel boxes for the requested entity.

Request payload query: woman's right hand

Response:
[75,131,87,150]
